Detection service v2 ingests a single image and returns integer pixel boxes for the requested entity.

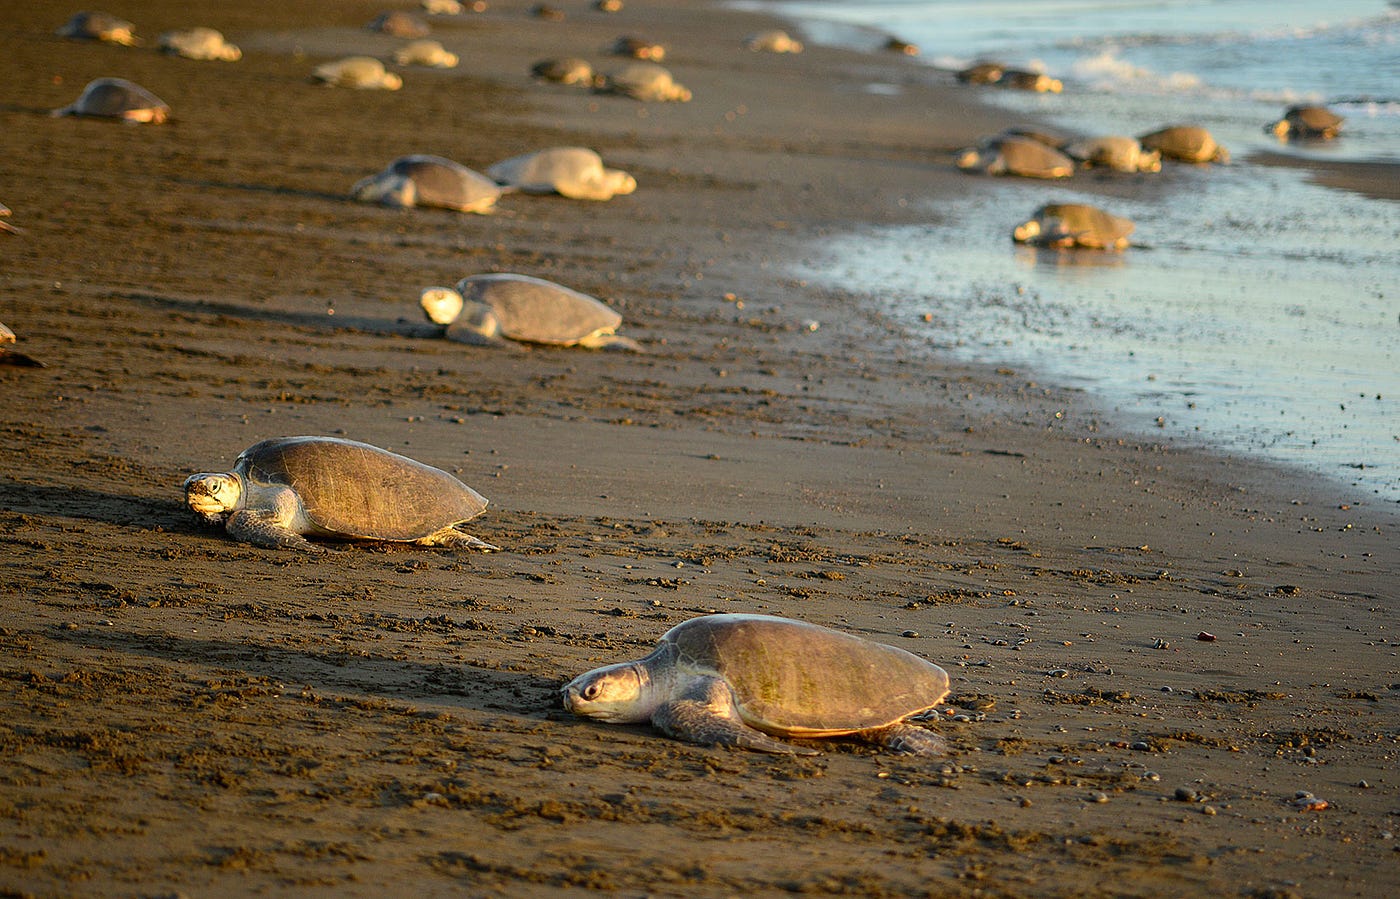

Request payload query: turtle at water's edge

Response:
[563,614,951,755]
[183,437,498,553]
[1268,105,1344,140]
[1013,203,1135,250]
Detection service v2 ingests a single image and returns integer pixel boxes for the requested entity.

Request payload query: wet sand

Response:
[2,1,1397,896]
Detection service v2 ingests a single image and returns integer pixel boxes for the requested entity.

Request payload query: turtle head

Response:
[1012,219,1042,244]
[420,287,465,326]
[955,148,982,171]
[183,472,243,523]
[562,661,657,723]
[353,172,417,208]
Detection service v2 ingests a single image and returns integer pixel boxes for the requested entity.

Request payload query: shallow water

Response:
[739,0,1400,501]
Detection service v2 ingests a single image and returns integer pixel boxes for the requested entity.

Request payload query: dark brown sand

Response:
[2,1,1397,896]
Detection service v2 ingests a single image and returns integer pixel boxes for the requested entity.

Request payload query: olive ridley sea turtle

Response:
[352,155,502,213]
[367,11,430,38]
[486,147,635,200]
[1268,105,1344,140]
[51,78,170,123]
[1013,203,1135,250]
[563,614,952,755]
[1,322,45,368]
[600,62,691,102]
[531,57,599,86]
[312,56,403,90]
[394,39,459,68]
[1137,125,1229,164]
[746,30,804,53]
[421,273,642,351]
[56,11,137,45]
[159,27,241,61]
[957,136,1074,179]
[184,436,497,553]
[1062,135,1162,173]
[610,36,665,61]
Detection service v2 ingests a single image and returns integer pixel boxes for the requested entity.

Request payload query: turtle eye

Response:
[208,481,221,495]
[582,682,601,701]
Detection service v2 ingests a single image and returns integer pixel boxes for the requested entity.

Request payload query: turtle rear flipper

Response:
[416,526,500,551]
[652,677,816,755]
[862,722,946,756]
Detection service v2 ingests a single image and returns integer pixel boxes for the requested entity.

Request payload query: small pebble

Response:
[1196,631,1216,641]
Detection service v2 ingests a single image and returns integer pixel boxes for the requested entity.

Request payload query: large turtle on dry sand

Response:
[56,11,137,45]
[1063,135,1162,173]
[420,273,642,351]
[600,62,691,102]
[1137,125,1229,163]
[563,614,952,755]
[1013,203,1135,250]
[486,147,635,200]
[1268,105,1343,140]
[957,136,1074,179]
[159,27,241,61]
[352,155,502,213]
[184,436,497,553]
[313,56,403,89]
[51,78,169,123]
[531,57,598,86]
[1,322,45,368]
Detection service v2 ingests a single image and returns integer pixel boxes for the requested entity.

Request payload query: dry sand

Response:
[2,1,1397,896]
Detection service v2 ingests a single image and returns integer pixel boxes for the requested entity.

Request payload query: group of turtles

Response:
[182,434,952,756]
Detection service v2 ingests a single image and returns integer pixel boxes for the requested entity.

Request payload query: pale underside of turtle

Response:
[57,11,137,45]
[485,147,635,200]
[159,27,242,61]
[312,57,403,90]
[1013,203,1135,250]
[562,614,952,755]
[600,62,691,102]
[51,78,170,123]
[957,136,1074,179]
[353,155,502,213]
[421,274,641,350]
[183,436,497,553]
[1063,136,1161,173]
[1137,125,1229,163]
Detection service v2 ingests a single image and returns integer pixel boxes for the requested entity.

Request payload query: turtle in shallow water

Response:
[51,78,170,123]
[420,273,642,351]
[1062,135,1162,173]
[531,57,599,86]
[1013,203,1135,250]
[956,61,1004,84]
[184,436,497,553]
[159,27,241,61]
[312,56,403,90]
[563,614,952,755]
[599,62,691,102]
[1268,105,1343,140]
[352,155,502,213]
[56,11,137,45]
[1137,125,1229,163]
[0,322,45,368]
[394,39,458,68]
[999,68,1062,93]
[957,136,1074,179]
[486,147,635,200]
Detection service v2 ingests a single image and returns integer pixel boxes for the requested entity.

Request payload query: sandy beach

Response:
[2,1,1397,896]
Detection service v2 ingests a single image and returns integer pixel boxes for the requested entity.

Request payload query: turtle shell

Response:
[60,78,169,119]
[1137,125,1225,163]
[1023,203,1135,249]
[233,436,487,541]
[982,137,1076,179]
[455,273,622,345]
[486,148,631,199]
[1283,106,1343,136]
[662,614,950,737]
[386,155,501,211]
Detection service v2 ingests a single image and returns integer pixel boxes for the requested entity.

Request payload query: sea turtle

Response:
[531,57,598,86]
[1268,105,1343,140]
[562,614,952,755]
[600,62,691,102]
[56,11,137,45]
[1000,69,1062,93]
[1063,135,1162,173]
[610,36,665,61]
[312,56,403,90]
[1013,203,1135,250]
[352,155,502,213]
[957,136,1075,179]
[158,27,242,61]
[51,78,170,123]
[420,273,642,351]
[1137,125,1229,163]
[956,62,1004,85]
[0,203,17,235]
[883,36,919,56]
[485,147,635,200]
[422,0,485,13]
[531,4,566,21]
[183,436,497,553]
[366,10,431,38]
[394,39,459,68]
[0,322,44,368]
[595,0,624,11]
[746,29,804,53]
[998,125,1070,149]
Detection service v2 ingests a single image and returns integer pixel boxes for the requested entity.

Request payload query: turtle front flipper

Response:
[652,677,816,755]
[226,509,327,553]
[860,722,947,756]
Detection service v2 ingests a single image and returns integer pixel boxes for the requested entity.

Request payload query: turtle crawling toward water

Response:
[486,147,635,200]
[563,614,951,755]
[1137,125,1229,163]
[1013,203,1135,250]
[184,436,497,553]
[421,274,642,350]
[957,136,1075,179]
[353,155,502,213]
[1268,105,1344,140]
[312,56,403,90]
[51,78,170,123]
[56,11,137,45]
[159,27,242,61]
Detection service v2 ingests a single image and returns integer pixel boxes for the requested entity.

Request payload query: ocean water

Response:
[737,0,1400,503]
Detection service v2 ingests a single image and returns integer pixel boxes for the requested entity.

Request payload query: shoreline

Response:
[2,1,1397,897]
